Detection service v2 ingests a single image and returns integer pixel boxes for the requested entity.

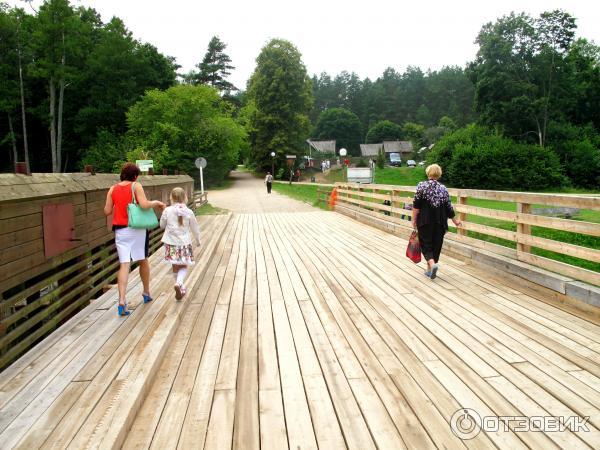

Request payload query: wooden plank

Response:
[453,204,517,221]
[258,215,318,450]
[266,214,439,449]
[67,294,183,450]
[300,299,377,449]
[121,303,202,450]
[176,305,229,450]
[145,218,238,450]
[485,375,590,449]
[304,212,575,449]
[252,218,293,450]
[517,233,600,263]
[214,215,247,391]
[460,221,516,241]
[517,212,600,237]
[232,304,259,450]
[518,252,600,287]
[0,227,43,250]
[122,218,231,450]
[13,381,90,449]
[423,360,528,449]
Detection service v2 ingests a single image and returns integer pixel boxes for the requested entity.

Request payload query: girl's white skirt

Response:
[115,227,147,263]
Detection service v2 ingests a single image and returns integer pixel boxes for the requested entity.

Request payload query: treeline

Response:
[306,10,600,189]
[2,2,599,191]
[0,0,177,173]
[311,66,474,139]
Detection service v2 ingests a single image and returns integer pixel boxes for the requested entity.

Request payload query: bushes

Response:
[126,85,246,185]
[546,122,600,188]
[428,125,567,190]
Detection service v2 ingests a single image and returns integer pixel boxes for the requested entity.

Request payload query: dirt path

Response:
[207,171,316,213]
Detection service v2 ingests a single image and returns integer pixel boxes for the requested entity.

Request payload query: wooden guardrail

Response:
[194,191,208,208]
[331,182,600,286]
[0,173,194,370]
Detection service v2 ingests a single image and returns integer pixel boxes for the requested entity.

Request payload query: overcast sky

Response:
[8,0,600,89]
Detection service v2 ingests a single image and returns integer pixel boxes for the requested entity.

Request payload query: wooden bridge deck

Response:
[1,211,600,449]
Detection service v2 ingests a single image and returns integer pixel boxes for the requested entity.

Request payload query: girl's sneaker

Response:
[174,283,183,301]
[181,286,187,298]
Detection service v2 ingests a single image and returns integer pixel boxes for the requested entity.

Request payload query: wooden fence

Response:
[194,191,208,208]
[327,182,600,287]
[0,173,194,370]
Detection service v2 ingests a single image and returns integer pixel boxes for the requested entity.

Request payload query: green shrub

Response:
[429,125,567,190]
[376,148,386,169]
[357,158,368,167]
[559,139,600,188]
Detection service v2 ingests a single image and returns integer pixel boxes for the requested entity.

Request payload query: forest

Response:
[1,1,599,190]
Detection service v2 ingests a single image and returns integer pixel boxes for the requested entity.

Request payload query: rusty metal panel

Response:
[43,203,77,258]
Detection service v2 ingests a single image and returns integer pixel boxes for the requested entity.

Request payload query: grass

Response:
[195,202,228,215]
[207,178,233,190]
[373,167,427,186]
[272,183,327,209]
[323,166,427,185]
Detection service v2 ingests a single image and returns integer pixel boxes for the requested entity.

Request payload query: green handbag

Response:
[127,182,159,229]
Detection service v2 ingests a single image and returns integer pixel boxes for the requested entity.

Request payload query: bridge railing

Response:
[0,173,195,371]
[332,182,600,286]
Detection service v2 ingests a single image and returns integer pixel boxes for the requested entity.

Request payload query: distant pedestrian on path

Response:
[265,172,273,193]
[104,162,165,316]
[411,164,461,279]
[160,187,201,300]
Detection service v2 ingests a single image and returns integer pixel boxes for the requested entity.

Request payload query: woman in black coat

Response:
[411,164,462,279]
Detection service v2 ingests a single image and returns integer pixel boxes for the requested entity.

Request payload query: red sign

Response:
[43,203,77,258]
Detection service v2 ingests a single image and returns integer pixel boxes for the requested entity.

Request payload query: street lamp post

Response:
[339,148,347,182]
[270,151,275,177]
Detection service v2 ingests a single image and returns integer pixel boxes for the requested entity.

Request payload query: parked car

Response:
[407,159,416,168]
[389,152,402,167]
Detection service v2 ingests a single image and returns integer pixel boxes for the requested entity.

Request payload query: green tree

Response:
[74,16,177,150]
[190,36,236,93]
[32,0,81,172]
[312,108,362,156]
[126,84,246,185]
[468,10,577,146]
[366,120,403,143]
[246,39,313,171]
[403,122,425,150]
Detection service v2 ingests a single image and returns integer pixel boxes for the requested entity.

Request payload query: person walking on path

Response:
[411,164,461,279]
[160,187,201,300]
[104,162,165,316]
[265,172,273,193]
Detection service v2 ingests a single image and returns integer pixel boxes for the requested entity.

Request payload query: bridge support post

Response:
[458,195,468,236]
[517,202,532,254]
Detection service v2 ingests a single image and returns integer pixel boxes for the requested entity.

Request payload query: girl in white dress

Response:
[160,188,201,300]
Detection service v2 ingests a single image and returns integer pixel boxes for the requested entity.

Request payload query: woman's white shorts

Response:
[115,227,147,263]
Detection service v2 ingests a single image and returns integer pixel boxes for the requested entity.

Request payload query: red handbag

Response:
[406,230,422,263]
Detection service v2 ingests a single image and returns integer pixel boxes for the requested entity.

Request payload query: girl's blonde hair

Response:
[170,187,188,226]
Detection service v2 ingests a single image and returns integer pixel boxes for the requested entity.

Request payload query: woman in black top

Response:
[412,164,462,279]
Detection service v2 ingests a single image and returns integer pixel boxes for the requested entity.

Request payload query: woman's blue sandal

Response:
[142,293,153,303]
[118,303,130,316]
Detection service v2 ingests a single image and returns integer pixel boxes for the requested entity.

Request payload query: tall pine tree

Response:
[193,36,236,92]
